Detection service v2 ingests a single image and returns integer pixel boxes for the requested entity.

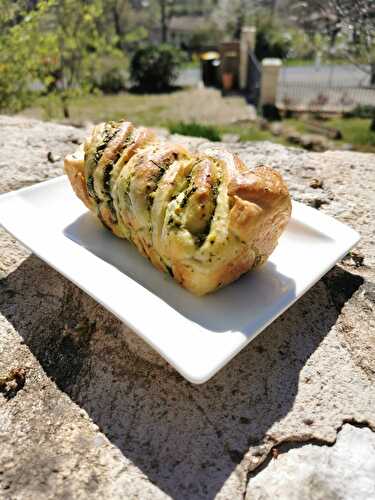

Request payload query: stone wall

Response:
[0,116,374,500]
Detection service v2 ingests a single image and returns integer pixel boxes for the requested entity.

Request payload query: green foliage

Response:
[188,20,223,49]
[96,67,126,94]
[38,94,62,121]
[262,104,281,121]
[344,105,375,119]
[36,0,120,117]
[289,0,375,75]
[254,14,292,60]
[326,117,375,148]
[286,116,375,151]
[285,28,315,61]
[0,0,121,116]
[123,26,149,46]
[0,3,44,112]
[229,125,281,143]
[102,0,151,51]
[169,122,221,141]
[343,105,375,132]
[130,44,185,91]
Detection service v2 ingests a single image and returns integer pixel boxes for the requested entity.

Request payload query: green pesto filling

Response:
[102,132,135,219]
[194,177,221,248]
[87,123,120,200]
[165,265,174,277]
[146,153,179,210]
[147,163,167,210]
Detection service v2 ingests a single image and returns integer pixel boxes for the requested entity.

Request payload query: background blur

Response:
[1,0,375,152]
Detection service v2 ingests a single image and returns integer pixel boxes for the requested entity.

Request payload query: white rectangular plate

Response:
[0,176,359,383]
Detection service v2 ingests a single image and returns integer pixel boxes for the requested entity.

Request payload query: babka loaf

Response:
[64,120,292,295]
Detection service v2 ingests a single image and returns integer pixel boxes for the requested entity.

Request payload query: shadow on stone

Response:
[0,255,364,499]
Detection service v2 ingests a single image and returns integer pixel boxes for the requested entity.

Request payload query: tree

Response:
[254,12,292,60]
[160,0,168,42]
[152,0,177,43]
[211,0,283,40]
[0,0,121,116]
[288,0,375,84]
[130,43,185,91]
[211,0,250,39]
[145,0,214,44]
[338,0,375,85]
[102,0,149,51]
[0,1,44,112]
[35,0,119,118]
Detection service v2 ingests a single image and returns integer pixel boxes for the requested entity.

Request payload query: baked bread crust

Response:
[64,120,292,295]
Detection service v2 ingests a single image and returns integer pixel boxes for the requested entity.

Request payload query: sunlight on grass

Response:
[169,122,222,141]
[20,88,253,128]
[330,118,375,148]
[284,117,375,152]
[19,90,375,152]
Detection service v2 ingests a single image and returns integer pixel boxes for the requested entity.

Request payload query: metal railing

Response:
[277,81,375,112]
[246,50,261,106]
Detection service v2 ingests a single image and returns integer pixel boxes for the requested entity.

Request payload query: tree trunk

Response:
[112,5,125,50]
[61,95,70,119]
[63,105,70,119]
[234,0,245,39]
[160,0,167,43]
[371,64,375,86]
[270,0,277,17]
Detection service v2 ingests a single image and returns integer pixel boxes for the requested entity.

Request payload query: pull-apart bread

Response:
[64,120,292,295]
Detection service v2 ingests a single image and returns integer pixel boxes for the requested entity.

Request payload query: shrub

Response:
[188,21,223,50]
[262,104,281,121]
[343,105,375,131]
[254,15,292,61]
[169,122,221,141]
[97,66,125,94]
[130,44,185,92]
[344,105,375,119]
[286,28,315,61]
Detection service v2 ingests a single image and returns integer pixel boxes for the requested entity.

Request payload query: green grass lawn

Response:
[218,124,288,144]
[284,117,375,152]
[329,117,375,151]
[18,89,374,152]
[19,89,288,146]
[283,59,314,67]
[181,60,200,69]
[21,93,171,126]
[19,90,281,148]
[20,88,253,127]
[168,117,375,152]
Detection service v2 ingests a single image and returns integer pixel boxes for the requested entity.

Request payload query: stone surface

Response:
[0,115,374,499]
[246,424,375,500]
[0,116,88,193]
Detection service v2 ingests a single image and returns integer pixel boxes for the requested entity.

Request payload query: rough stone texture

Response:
[0,116,88,193]
[0,115,374,500]
[246,424,375,500]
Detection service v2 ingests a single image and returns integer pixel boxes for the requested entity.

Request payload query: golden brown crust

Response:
[64,121,292,295]
[64,146,93,210]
